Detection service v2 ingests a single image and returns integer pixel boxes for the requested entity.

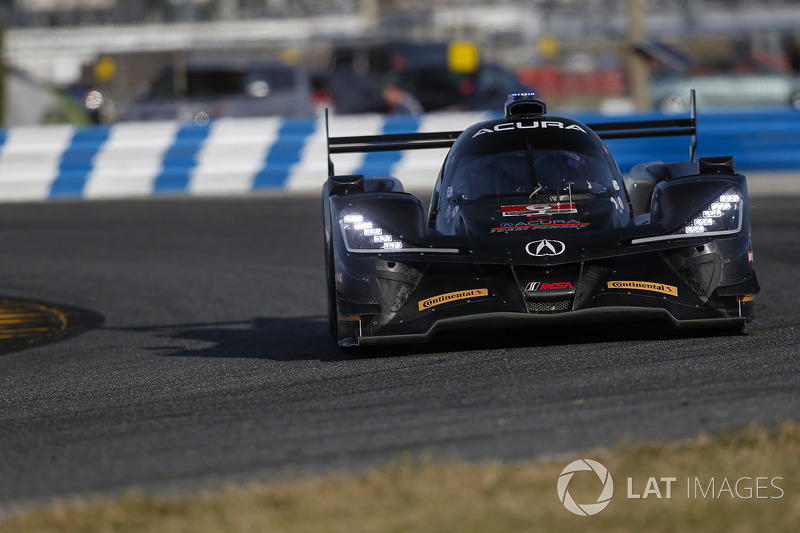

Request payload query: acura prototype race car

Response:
[322,92,759,348]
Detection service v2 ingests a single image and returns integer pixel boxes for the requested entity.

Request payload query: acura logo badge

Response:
[525,239,566,256]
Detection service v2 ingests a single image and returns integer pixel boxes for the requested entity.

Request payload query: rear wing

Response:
[587,88,697,162]
[326,90,697,175]
[325,120,462,176]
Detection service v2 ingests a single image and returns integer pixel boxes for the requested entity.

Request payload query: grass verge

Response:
[2,422,798,532]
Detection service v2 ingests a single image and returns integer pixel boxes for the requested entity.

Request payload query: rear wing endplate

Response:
[326,90,697,175]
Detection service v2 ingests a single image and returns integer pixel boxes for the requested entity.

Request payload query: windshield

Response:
[444,124,623,203]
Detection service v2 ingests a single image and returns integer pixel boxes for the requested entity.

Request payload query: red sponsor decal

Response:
[502,203,578,217]
[491,220,589,233]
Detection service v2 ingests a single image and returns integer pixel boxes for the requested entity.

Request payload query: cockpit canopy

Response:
[441,117,625,203]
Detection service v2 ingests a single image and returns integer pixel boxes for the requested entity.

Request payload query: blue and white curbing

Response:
[0,112,490,203]
[0,109,798,203]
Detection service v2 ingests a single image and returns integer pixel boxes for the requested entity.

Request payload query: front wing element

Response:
[331,240,758,347]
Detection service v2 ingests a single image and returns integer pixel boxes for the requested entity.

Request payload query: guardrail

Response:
[0,109,797,202]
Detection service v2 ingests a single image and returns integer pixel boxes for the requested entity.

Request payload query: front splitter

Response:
[350,307,747,347]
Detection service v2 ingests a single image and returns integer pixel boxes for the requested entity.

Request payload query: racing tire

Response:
[325,238,337,338]
[324,224,361,353]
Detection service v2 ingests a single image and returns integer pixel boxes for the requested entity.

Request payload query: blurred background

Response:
[2,0,800,126]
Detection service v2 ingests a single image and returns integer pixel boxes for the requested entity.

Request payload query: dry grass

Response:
[2,423,798,533]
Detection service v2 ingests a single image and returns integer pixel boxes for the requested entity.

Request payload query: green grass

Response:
[2,423,798,532]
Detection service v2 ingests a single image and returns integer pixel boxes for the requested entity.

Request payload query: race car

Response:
[322,92,759,348]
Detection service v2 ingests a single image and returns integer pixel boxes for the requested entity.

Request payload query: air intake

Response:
[505,93,547,118]
[525,297,572,314]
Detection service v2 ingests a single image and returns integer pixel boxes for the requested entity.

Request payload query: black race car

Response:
[322,92,759,348]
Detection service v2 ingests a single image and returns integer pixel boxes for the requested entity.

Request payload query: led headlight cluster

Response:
[630,187,746,245]
[341,213,404,250]
[339,212,460,254]
[682,189,742,235]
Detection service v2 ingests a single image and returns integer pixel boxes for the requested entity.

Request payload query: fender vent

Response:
[376,278,414,313]
[373,260,421,313]
[698,156,736,175]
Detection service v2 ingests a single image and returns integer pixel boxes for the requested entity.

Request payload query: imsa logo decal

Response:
[418,289,489,311]
[607,281,678,296]
[526,281,574,291]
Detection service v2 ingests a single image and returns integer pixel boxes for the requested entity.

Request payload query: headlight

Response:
[338,211,459,254]
[630,187,744,245]
[680,189,742,235]
[340,212,408,251]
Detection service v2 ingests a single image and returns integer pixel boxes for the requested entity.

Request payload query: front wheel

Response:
[325,238,337,338]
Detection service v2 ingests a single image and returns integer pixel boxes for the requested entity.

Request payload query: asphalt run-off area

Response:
[0,172,797,509]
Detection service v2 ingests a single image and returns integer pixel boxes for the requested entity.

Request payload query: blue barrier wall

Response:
[574,108,800,173]
[0,109,797,202]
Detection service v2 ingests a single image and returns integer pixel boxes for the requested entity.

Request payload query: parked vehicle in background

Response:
[386,63,532,113]
[120,60,314,122]
[312,69,385,115]
[651,67,800,112]
[313,40,533,114]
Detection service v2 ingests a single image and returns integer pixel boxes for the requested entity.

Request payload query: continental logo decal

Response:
[418,289,489,311]
[607,281,678,296]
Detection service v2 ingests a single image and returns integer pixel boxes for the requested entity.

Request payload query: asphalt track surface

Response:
[0,182,798,507]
